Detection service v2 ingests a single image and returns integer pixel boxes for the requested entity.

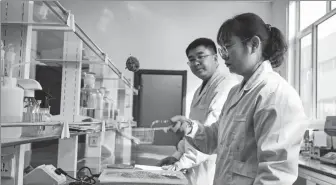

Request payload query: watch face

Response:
[331,153,336,160]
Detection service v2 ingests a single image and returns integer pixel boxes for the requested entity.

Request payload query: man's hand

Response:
[131,137,140,145]
[157,156,178,167]
[170,115,193,135]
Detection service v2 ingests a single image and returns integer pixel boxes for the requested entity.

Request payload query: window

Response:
[317,14,336,119]
[300,34,313,118]
[332,1,336,9]
[300,1,327,30]
[291,1,336,121]
[289,1,297,40]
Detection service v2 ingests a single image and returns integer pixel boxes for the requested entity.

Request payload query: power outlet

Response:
[1,154,15,178]
[88,135,99,147]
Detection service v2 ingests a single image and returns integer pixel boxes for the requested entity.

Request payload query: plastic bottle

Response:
[0,77,24,138]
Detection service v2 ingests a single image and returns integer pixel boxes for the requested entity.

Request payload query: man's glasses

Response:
[187,54,215,66]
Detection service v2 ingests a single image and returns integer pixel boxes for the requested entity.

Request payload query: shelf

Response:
[1,1,138,95]
[1,122,62,127]
[1,121,102,127]
[105,120,137,128]
[95,76,138,95]
[1,128,107,148]
[69,121,102,126]
[0,2,137,183]
[1,131,83,147]
[76,24,106,64]
[1,1,73,31]
[1,121,107,147]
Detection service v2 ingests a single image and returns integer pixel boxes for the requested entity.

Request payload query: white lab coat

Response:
[186,61,308,185]
[172,67,239,185]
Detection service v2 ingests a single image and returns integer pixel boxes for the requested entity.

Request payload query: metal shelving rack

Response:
[1,1,137,184]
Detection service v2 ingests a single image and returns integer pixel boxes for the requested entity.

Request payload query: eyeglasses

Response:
[187,54,215,66]
[218,38,251,61]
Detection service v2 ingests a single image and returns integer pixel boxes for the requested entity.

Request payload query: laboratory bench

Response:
[73,152,336,185]
[62,144,181,185]
[64,145,186,185]
[297,155,336,185]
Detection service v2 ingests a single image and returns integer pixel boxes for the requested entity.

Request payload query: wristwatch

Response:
[185,119,194,135]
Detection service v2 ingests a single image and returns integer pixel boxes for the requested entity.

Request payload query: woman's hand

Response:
[170,115,193,135]
[161,164,181,171]
[157,156,178,167]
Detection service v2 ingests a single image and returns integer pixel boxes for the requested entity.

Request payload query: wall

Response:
[61,1,275,116]
[271,0,290,81]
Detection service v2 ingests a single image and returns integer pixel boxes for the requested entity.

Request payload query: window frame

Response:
[293,1,336,120]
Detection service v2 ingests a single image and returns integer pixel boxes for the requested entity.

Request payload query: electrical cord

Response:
[55,166,100,185]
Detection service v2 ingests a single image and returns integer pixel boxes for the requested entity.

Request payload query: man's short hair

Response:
[185,38,217,56]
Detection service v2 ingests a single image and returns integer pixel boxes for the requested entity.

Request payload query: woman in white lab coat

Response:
[169,13,308,185]
[158,38,239,185]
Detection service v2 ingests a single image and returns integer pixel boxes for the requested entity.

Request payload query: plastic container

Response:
[103,90,112,120]
[1,40,5,76]
[18,78,43,123]
[1,77,24,138]
[5,44,16,77]
[80,74,97,117]
[131,128,155,145]
[95,87,105,119]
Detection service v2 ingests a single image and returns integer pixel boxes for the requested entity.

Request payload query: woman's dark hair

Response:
[217,13,287,68]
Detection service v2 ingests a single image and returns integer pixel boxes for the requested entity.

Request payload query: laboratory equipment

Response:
[324,116,336,136]
[0,77,24,123]
[35,90,54,122]
[23,164,67,185]
[1,40,4,76]
[151,120,173,127]
[80,73,97,117]
[0,42,22,127]
[18,78,43,122]
[319,116,336,164]
[98,168,188,185]
[309,130,326,159]
[301,129,313,152]
[4,43,15,77]
[103,89,113,120]
[0,46,46,138]
[95,87,105,119]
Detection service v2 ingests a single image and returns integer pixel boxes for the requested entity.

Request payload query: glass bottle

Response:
[80,74,97,117]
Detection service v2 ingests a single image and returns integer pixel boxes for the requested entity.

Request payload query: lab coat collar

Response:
[226,61,272,112]
[193,67,224,103]
[197,67,222,96]
[241,60,272,91]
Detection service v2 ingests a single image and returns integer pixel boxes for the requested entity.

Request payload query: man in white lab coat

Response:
[158,38,239,185]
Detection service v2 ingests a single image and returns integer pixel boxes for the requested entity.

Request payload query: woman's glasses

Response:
[218,37,251,61]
